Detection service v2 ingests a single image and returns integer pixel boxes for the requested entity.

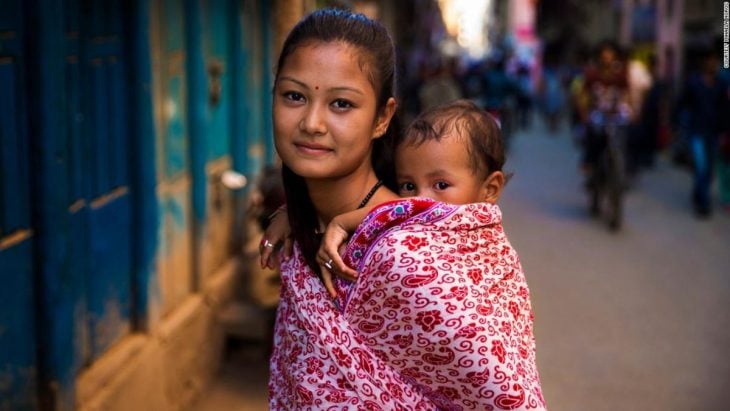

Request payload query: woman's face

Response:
[273,41,393,180]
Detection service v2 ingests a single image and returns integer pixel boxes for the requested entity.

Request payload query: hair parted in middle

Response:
[274,8,399,277]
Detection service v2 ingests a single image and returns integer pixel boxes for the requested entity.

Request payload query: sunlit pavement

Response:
[189,115,730,411]
[187,339,270,411]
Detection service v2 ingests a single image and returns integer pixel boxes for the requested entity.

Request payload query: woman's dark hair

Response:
[398,99,505,178]
[275,8,398,276]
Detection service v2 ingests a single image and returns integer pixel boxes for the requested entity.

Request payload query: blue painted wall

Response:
[0,9,36,409]
[0,0,274,409]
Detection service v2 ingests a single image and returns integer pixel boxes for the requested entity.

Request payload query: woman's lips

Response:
[294,142,332,155]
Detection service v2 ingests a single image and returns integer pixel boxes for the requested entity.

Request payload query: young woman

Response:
[268,9,545,410]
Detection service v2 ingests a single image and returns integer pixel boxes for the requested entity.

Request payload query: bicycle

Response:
[585,107,630,231]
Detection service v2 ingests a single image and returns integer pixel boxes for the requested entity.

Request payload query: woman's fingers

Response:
[284,236,293,258]
[332,254,358,280]
[317,250,358,286]
[259,238,275,268]
[321,265,337,298]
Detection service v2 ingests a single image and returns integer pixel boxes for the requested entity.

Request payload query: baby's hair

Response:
[398,99,505,177]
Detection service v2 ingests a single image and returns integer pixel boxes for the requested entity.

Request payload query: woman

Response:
[269,9,545,410]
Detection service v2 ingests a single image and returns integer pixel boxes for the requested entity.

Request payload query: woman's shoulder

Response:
[352,198,503,242]
[357,197,448,233]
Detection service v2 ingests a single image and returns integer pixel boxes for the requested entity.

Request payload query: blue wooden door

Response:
[0,1,38,409]
[199,0,236,279]
[202,0,231,162]
[154,0,195,312]
[78,0,134,361]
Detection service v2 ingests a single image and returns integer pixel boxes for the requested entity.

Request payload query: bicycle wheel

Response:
[604,129,624,231]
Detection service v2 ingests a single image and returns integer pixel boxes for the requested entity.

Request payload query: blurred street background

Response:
[1,0,728,410]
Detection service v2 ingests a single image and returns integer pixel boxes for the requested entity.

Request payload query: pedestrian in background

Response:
[676,47,727,218]
[716,62,730,212]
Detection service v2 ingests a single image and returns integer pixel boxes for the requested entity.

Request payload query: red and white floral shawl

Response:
[269,198,546,410]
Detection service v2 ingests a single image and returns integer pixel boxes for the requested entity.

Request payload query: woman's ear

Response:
[482,171,505,204]
[373,97,397,139]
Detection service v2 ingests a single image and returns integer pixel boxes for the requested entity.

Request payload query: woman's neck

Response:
[306,169,397,228]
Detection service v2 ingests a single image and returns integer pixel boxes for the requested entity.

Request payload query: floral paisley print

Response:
[269,198,546,410]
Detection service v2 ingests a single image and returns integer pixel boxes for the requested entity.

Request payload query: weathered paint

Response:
[228,0,250,250]
[260,1,275,164]
[185,0,208,228]
[160,0,188,181]
[0,238,37,411]
[158,190,193,313]
[228,0,248,177]
[0,34,30,233]
[87,194,133,359]
[22,0,140,408]
[1,0,274,408]
[128,0,160,331]
[201,157,234,282]
[202,0,232,161]
[153,0,195,315]
[241,0,265,176]
[27,0,78,408]
[81,0,133,362]
[199,0,236,280]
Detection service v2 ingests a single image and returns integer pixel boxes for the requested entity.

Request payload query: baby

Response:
[261,99,507,295]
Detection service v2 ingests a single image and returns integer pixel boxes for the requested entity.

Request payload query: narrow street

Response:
[189,117,730,411]
[502,117,730,410]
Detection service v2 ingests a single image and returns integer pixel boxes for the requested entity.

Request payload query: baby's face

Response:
[395,133,487,204]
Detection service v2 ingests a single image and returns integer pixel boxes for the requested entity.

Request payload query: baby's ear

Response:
[482,171,505,204]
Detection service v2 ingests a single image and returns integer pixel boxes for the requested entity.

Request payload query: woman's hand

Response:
[259,207,292,270]
[317,218,358,298]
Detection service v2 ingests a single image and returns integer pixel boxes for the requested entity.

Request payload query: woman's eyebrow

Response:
[329,86,364,95]
[277,76,307,88]
[278,77,364,95]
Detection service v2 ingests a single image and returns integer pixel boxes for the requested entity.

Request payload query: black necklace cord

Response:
[357,180,384,209]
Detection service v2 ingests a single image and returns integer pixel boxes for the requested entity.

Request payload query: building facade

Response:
[0,0,300,409]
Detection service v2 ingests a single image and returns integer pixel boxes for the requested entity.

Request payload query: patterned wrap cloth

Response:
[269,198,546,410]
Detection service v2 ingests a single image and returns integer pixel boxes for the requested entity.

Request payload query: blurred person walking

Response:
[418,58,463,111]
[634,56,672,170]
[717,64,730,212]
[537,49,566,134]
[625,52,654,176]
[514,59,535,130]
[482,53,521,145]
[578,41,629,180]
[676,48,728,218]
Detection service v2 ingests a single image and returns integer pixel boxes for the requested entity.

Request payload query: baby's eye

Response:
[434,181,450,191]
[332,99,354,110]
[399,182,416,193]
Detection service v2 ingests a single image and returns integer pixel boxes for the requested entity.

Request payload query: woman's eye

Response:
[434,181,450,190]
[399,182,416,192]
[282,91,305,102]
[332,99,354,110]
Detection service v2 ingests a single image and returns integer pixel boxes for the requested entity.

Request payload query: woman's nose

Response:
[299,106,327,135]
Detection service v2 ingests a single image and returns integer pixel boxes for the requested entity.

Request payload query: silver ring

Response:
[324,259,333,270]
[263,239,274,248]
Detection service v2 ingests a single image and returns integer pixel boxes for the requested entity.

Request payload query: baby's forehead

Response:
[397,128,468,150]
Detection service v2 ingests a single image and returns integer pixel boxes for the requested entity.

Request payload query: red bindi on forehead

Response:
[315,86,319,90]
